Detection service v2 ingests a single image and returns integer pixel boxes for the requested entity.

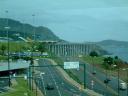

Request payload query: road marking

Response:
[86,71,118,95]
[47,68,62,96]
[79,63,118,95]
[41,76,47,95]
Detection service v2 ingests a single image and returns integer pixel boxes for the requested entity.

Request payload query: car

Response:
[92,70,96,75]
[40,72,45,76]
[46,83,54,90]
[119,82,127,90]
[104,78,111,84]
[104,79,109,84]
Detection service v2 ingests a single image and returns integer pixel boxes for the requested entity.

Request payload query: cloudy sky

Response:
[0,0,128,42]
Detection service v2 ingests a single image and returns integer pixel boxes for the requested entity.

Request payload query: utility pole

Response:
[5,10,11,87]
[117,66,120,96]
[84,64,86,89]
[32,14,36,41]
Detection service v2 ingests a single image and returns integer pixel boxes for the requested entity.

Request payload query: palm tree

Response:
[89,51,98,75]
[103,56,113,84]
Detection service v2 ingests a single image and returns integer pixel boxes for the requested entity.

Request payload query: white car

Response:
[40,72,45,76]
[119,82,127,90]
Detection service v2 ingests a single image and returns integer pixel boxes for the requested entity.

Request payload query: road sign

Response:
[64,62,79,69]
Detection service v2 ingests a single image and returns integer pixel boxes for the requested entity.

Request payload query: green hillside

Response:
[0,18,60,41]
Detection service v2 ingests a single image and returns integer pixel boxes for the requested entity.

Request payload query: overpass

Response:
[47,43,98,57]
[0,60,29,72]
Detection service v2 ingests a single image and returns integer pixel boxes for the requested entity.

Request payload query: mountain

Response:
[0,18,60,41]
[98,40,128,47]
[97,40,128,62]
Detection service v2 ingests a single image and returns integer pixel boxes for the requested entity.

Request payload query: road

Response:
[35,59,88,96]
[62,57,128,96]
[0,78,9,93]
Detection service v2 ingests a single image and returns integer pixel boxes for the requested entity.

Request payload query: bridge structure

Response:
[46,42,97,57]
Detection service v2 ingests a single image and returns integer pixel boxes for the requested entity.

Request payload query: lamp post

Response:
[112,64,120,96]
[5,10,11,87]
[117,65,120,96]
[122,68,128,96]
[32,14,36,41]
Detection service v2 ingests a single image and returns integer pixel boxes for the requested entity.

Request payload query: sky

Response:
[0,0,128,42]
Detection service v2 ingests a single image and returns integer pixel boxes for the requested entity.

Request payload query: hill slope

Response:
[97,40,128,62]
[0,18,60,41]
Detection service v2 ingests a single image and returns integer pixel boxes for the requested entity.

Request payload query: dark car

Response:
[104,78,111,84]
[46,83,54,90]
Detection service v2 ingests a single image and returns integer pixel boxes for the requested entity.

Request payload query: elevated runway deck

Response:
[0,60,30,72]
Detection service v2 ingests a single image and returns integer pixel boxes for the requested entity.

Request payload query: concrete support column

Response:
[57,44,60,56]
[62,44,65,56]
[74,44,77,57]
[71,44,73,57]
[84,44,86,55]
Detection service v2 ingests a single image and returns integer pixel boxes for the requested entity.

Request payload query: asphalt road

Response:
[35,59,88,96]
[62,57,128,96]
[0,78,9,93]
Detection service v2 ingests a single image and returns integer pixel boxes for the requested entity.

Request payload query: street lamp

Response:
[113,64,128,96]
[4,10,11,87]
[32,14,36,41]
[111,64,120,96]
[30,14,36,89]
[122,68,128,96]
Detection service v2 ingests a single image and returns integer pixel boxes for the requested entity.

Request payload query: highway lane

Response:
[35,59,88,96]
[64,57,127,96]
[70,66,114,96]
[92,63,127,96]
[0,78,9,93]
[61,57,118,95]
[81,59,127,96]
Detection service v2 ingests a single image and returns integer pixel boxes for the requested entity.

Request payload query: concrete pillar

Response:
[71,44,73,57]
[58,44,60,56]
[62,44,65,56]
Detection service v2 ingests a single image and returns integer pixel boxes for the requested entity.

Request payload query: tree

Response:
[114,56,119,67]
[103,56,114,82]
[89,51,98,75]
[89,51,98,57]
[0,44,6,55]
[103,56,114,69]
[107,56,113,66]
[114,56,118,60]
[37,42,46,54]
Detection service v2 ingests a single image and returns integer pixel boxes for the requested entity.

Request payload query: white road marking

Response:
[47,68,62,96]
[41,76,47,95]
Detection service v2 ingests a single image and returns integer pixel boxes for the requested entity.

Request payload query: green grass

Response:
[65,70,83,85]
[82,55,104,65]
[0,78,35,96]
[0,55,7,61]
[50,56,63,65]
[0,42,30,52]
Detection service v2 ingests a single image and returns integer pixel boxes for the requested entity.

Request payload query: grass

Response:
[0,78,35,96]
[0,55,7,61]
[82,55,104,65]
[0,42,30,52]
[65,70,83,85]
